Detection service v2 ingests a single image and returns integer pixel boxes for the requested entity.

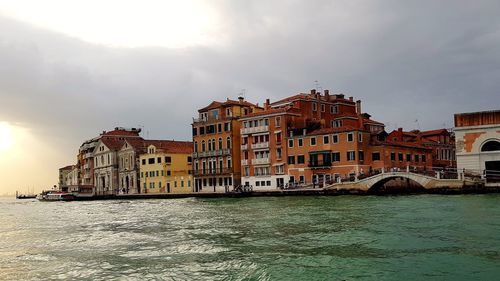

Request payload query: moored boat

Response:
[36,192,75,201]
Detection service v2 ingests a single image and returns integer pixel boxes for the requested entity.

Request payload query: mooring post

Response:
[436,171,441,179]
[406,165,410,173]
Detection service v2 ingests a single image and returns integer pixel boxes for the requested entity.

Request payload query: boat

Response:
[36,191,75,201]
[16,191,37,199]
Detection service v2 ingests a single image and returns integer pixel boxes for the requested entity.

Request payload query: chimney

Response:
[311,89,316,95]
[356,100,361,114]
[324,90,330,101]
[349,96,353,102]
[265,98,270,110]
[238,96,244,103]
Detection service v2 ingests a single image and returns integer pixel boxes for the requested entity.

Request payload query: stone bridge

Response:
[325,172,480,192]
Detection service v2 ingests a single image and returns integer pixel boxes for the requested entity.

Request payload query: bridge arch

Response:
[362,173,432,193]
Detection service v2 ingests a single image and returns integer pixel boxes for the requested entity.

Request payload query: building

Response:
[139,140,193,193]
[240,89,435,188]
[58,165,73,192]
[387,128,456,169]
[192,97,263,192]
[117,139,145,194]
[454,110,500,180]
[78,128,142,195]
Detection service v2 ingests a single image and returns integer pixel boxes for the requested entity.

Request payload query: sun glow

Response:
[0,122,13,151]
[0,0,221,48]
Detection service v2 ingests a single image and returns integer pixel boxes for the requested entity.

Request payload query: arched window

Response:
[194,141,198,152]
[218,138,223,150]
[226,137,231,149]
[202,140,206,152]
[481,140,500,152]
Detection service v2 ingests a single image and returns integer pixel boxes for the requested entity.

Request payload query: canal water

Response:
[0,195,499,280]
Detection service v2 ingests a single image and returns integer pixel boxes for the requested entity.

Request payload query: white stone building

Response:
[454,110,500,180]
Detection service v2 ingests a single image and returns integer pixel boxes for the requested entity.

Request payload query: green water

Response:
[1,195,499,280]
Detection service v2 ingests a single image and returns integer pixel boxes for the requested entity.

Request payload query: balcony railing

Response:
[308,161,332,168]
[241,159,249,166]
[193,149,232,158]
[240,125,269,135]
[193,168,233,176]
[252,158,270,165]
[241,144,248,150]
[251,142,269,149]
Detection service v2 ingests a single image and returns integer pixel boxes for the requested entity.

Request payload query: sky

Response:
[0,0,499,194]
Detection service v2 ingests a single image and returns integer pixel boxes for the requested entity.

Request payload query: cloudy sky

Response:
[0,0,499,194]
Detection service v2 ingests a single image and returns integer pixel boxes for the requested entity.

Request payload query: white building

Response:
[117,139,144,194]
[454,110,500,180]
[93,138,123,195]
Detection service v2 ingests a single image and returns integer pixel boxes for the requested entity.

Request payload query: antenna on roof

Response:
[314,80,323,92]
[239,89,246,99]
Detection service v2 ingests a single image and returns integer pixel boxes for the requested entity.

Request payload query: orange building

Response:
[239,89,436,188]
[387,128,456,168]
[192,97,263,192]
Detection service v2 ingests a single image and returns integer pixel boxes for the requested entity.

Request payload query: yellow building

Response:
[139,140,193,193]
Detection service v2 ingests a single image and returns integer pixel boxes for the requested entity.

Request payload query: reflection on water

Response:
[1,195,500,280]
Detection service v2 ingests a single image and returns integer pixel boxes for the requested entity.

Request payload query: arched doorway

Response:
[481,139,500,182]
[368,176,425,194]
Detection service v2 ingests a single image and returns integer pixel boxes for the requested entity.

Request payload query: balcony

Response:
[83,164,90,169]
[194,149,231,158]
[192,152,198,158]
[241,159,249,166]
[251,142,269,150]
[241,144,248,150]
[193,168,233,176]
[308,160,332,168]
[252,158,270,165]
[240,125,269,135]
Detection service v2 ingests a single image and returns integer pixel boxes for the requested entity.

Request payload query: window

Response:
[167,170,171,176]
[332,134,338,143]
[406,154,411,162]
[347,133,354,142]
[202,141,206,152]
[323,135,329,144]
[148,158,155,164]
[415,154,420,162]
[288,139,294,148]
[332,152,340,162]
[266,181,271,186]
[330,105,338,114]
[159,182,162,188]
[276,132,282,144]
[297,155,305,164]
[298,138,303,147]
[156,171,159,177]
[174,181,177,187]
[398,153,403,162]
[187,156,192,163]
[276,148,282,159]
[321,104,325,112]
[226,137,231,149]
[288,155,295,164]
[347,151,355,161]
[165,157,172,164]
[181,181,184,187]
[313,103,317,111]
[422,154,426,162]
[217,123,222,133]
[310,137,317,146]
[275,117,281,127]
[161,170,164,176]
[157,157,162,163]
[141,172,144,178]
[224,122,230,132]
[256,181,260,186]
[358,151,364,161]
[372,152,380,161]
[333,120,342,127]
[194,142,198,153]
[142,159,146,165]
[358,133,363,142]
[391,152,396,161]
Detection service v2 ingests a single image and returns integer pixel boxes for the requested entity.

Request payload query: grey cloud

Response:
[1,0,500,148]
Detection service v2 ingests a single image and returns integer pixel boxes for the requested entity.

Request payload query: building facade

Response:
[139,140,193,193]
[117,139,145,194]
[454,110,500,180]
[192,97,262,192]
